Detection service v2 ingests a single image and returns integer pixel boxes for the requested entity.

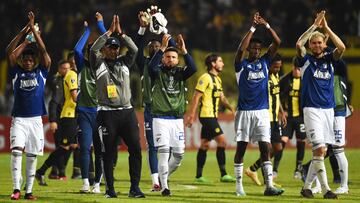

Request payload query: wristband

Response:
[266,23,271,29]
[250,26,256,33]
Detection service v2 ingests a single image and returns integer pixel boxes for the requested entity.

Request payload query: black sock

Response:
[38,148,66,175]
[216,147,227,177]
[250,159,262,172]
[296,141,305,171]
[49,166,58,176]
[273,141,286,172]
[58,149,72,177]
[196,149,207,178]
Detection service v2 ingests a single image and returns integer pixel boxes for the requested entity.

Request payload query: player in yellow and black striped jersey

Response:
[274,57,307,179]
[246,54,287,183]
[186,53,236,183]
[36,60,79,183]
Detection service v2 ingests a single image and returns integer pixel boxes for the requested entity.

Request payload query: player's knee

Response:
[259,142,271,161]
[26,153,37,158]
[332,145,344,154]
[273,143,282,152]
[200,140,210,150]
[312,144,326,156]
[281,136,289,143]
[215,135,226,147]
[11,149,23,157]
[158,146,170,153]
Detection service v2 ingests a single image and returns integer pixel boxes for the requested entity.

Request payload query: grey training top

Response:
[90,33,138,110]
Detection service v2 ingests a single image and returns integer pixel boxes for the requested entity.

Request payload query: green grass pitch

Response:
[0,149,359,202]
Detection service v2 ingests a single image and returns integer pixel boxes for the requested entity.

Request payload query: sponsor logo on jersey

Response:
[247,71,265,80]
[313,68,331,80]
[20,78,39,91]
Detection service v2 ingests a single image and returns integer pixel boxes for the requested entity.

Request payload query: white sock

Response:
[304,160,318,189]
[234,163,244,193]
[263,161,273,188]
[158,146,170,189]
[168,149,184,177]
[312,156,331,192]
[151,173,159,185]
[314,177,321,189]
[83,178,90,186]
[25,154,37,194]
[335,151,348,189]
[11,150,23,190]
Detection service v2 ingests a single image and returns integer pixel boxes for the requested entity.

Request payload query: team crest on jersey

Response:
[71,78,76,84]
[199,80,203,85]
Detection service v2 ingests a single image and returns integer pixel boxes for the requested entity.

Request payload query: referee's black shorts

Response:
[282,116,306,140]
[199,117,224,141]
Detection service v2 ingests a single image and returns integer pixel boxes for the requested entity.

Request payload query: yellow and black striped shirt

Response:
[195,73,222,118]
[268,73,280,122]
[280,73,301,118]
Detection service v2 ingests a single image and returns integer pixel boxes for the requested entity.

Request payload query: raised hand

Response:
[257,15,268,26]
[28,11,35,29]
[160,34,171,51]
[95,12,103,22]
[108,15,116,33]
[115,15,122,34]
[176,34,187,54]
[320,16,329,30]
[84,21,88,28]
[314,10,325,27]
[252,12,260,27]
[138,11,148,27]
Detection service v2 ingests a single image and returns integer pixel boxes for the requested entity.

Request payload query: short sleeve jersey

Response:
[195,73,223,118]
[10,64,48,117]
[234,54,270,110]
[298,53,335,109]
[60,70,78,118]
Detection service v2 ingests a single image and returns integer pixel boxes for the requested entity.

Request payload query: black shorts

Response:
[199,118,223,141]
[270,121,282,143]
[59,117,78,146]
[282,116,306,140]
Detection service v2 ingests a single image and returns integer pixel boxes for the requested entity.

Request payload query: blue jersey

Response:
[10,64,48,117]
[298,53,335,109]
[235,54,270,110]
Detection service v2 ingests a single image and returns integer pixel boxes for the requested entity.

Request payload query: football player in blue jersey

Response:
[296,10,345,199]
[6,11,51,200]
[233,12,284,196]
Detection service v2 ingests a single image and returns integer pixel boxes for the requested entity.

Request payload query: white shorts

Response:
[152,118,185,148]
[234,109,271,143]
[10,117,44,156]
[333,116,346,147]
[303,107,335,147]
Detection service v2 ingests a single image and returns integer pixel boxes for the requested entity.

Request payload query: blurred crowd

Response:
[0,0,358,115]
